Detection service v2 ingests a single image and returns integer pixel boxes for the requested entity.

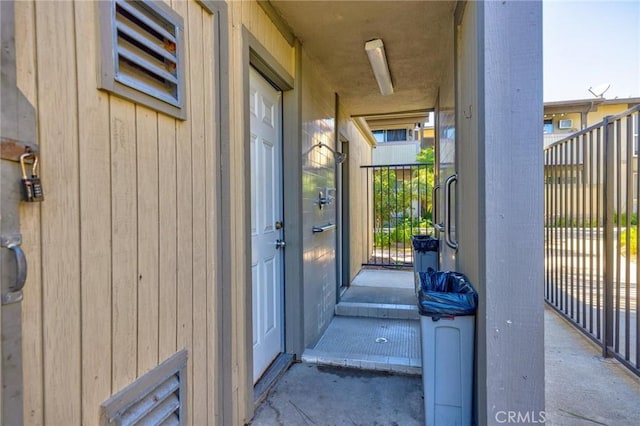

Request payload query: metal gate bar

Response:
[544,105,640,377]
[361,163,433,267]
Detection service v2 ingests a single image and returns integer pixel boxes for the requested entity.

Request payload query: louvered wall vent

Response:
[99,0,186,119]
[101,350,187,426]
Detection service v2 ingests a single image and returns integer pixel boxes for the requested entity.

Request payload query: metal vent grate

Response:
[101,350,187,426]
[99,0,186,119]
[113,0,182,107]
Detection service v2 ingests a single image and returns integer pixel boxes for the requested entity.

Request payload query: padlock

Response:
[30,154,44,202]
[19,152,35,202]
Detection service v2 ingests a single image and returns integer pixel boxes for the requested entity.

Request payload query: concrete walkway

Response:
[251,269,640,425]
[545,305,640,425]
[251,364,424,425]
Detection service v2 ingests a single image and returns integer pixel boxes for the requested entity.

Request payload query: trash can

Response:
[411,235,438,294]
[418,270,477,426]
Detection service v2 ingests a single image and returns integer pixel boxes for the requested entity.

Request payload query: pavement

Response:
[544,306,640,425]
[250,270,640,425]
[250,363,424,426]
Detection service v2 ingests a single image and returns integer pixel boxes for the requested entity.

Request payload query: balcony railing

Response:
[544,105,640,377]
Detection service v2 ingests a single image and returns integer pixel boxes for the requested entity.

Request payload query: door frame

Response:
[248,65,285,383]
[337,134,350,292]
[237,27,303,405]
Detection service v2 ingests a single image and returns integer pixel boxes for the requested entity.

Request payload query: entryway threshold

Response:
[253,353,294,407]
[302,316,421,376]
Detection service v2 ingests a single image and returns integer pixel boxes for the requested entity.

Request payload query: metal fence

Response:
[544,105,640,377]
[361,163,433,267]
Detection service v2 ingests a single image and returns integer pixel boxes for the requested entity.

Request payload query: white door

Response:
[250,67,284,382]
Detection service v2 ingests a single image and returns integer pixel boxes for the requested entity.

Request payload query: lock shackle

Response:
[31,155,39,176]
[19,152,33,179]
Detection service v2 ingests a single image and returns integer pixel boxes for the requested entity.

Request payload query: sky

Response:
[544,0,640,102]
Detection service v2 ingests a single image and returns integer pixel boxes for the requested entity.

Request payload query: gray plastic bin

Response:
[418,271,477,426]
[411,235,438,294]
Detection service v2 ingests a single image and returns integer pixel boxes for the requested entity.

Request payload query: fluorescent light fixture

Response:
[365,39,393,96]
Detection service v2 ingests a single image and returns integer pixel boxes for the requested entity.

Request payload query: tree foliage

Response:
[372,147,435,246]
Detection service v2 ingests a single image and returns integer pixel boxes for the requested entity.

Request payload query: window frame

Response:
[371,128,409,143]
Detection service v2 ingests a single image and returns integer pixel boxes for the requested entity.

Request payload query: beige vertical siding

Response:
[14,0,373,423]
[226,1,294,423]
[337,112,375,282]
[15,1,220,424]
[14,0,43,424]
[36,2,83,424]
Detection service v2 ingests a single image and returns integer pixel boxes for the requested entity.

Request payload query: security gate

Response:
[361,163,433,267]
[544,105,640,377]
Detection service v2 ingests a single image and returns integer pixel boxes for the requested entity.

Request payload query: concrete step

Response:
[302,348,421,376]
[302,316,422,376]
[335,301,420,320]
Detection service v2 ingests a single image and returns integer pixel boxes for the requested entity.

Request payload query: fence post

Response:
[603,115,614,358]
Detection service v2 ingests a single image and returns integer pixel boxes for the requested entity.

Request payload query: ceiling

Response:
[268,0,456,118]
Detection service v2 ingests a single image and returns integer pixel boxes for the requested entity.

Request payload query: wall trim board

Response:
[246,30,294,91]
[282,40,304,357]
[213,2,230,424]
[208,2,233,425]
[196,0,217,15]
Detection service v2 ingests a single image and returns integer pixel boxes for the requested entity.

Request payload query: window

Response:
[99,0,186,119]
[543,119,553,134]
[558,119,573,129]
[372,129,409,142]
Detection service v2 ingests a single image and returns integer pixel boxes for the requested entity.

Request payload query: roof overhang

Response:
[266,1,456,117]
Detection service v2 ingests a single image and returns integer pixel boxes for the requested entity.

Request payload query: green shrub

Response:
[616,212,638,226]
[620,226,637,257]
[374,217,431,247]
[549,217,599,227]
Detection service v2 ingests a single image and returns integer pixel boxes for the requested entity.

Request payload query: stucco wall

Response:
[588,103,632,125]
[372,141,421,165]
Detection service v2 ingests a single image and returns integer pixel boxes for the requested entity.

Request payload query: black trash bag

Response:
[418,270,478,318]
[411,235,439,252]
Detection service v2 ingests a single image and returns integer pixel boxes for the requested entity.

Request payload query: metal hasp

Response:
[444,174,458,250]
[1,233,27,304]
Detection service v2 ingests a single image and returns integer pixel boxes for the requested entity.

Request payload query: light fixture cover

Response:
[365,39,394,96]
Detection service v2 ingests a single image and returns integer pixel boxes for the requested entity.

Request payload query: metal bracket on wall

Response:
[312,223,336,233]
[317,191,328,209]
[1,136,39,163]
[1,233,27,305]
